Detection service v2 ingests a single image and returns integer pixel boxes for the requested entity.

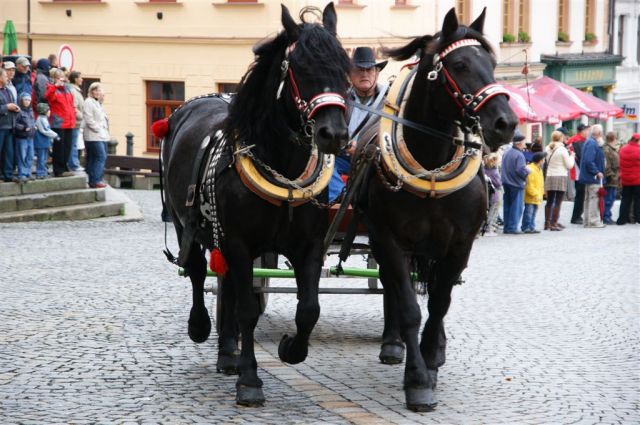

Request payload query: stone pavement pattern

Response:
[0,190,638,424]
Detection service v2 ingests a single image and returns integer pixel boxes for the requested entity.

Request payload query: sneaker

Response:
[603,218,615,225]
[484,231,498,237]
[585,223,606,228]
[90,182,107,188]
[570,218,584,225]
[61,171,75,177]
[76,166,85,171]
[524,229,540,234]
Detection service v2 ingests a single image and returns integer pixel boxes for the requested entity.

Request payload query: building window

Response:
[146,81,184,152]
[502,0,529,42]
[584,0,595,39]
[617,15,625,56]
[456,0,470,24]
[503,0,512,36]
[338,0,353,4]
[218,82,239,93]
[517,0,529,41]
[558,0,569,38]
[395,0,408,5]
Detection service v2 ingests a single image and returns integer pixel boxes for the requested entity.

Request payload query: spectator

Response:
[616,133,640,225]
[67,71,84,171]
[602,132,620,225]
[46,68,76,177]
[3,62,17,103]
[13,93,36,182]
[0,68,20,182]
[83,82,110,188]
[522,152,546,233]
[48,54,59,69]
[329,46,388,202]
[544,130,575,231]
[33,59,51,104]
[578,124,605,228]
[483,153,502,236]
[13,56,32,98]
[501,130,530,234]
[34,103,58,179]
[568,123,590,224]
[530,136,544,153]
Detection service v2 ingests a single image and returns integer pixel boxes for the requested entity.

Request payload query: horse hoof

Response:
[278,334,307,364]
[236,385,265,407]
[187,318,211,343]
[216,352,239,375]
[379,343,405,365]
[405,387,437,412]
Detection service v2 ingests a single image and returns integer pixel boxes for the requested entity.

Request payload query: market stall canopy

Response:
[502,84,565,124]
[519,76,623,120]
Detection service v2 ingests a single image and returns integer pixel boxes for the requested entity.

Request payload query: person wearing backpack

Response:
[543,130,575,231]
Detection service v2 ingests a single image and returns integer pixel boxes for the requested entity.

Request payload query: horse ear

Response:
[322,2,338,37]
[442,8,459,38]
[469,7,486,34]
[281,4,300,43]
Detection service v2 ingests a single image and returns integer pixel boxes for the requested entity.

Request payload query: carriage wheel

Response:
[255,253,277,314]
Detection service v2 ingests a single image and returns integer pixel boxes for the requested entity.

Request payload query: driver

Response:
[328,46,388,202]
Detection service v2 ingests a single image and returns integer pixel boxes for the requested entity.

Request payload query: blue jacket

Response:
[0,87,16,130]
[577,137,605,185]
[34,115,57,149]
[12,70,33,98]
[14,99,36,140]
[501,146,530,188]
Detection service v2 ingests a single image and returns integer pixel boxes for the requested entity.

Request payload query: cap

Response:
[15,56,30,67]
[512,129,526,143]
[577,123,590,132]
[3,61,15,70]
[532,152,546,163]
[555,126,569,136]
[36,103,50,115]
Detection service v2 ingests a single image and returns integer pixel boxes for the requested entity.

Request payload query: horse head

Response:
[386,8,517,152]
[279,3,350,154]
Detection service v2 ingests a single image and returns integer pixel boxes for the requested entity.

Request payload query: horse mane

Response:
[225,17,350,148]
[383,26,495,63]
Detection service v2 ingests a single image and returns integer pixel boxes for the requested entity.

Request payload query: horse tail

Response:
[411,255,435,297]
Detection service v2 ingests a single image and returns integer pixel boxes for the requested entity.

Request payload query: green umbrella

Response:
[3,20,18,56]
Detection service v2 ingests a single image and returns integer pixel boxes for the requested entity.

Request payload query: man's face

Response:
[76,76,83,86]
[6,68,15,80]
[349,66,378,93]
[16,63,28,74]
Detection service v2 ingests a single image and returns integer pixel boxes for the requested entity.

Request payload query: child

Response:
[34,103,58,179]
[522,152,546,233]
[483,153,502,236]
[13,93,36,182]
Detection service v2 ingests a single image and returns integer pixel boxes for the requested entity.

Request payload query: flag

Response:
[2,20,18,56]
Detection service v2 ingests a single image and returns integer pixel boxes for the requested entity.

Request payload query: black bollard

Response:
[126,132,134,156]
[107,138,118,155]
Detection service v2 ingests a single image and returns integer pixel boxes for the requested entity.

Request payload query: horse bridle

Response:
[276,43,347,137]
[427,38,510,127]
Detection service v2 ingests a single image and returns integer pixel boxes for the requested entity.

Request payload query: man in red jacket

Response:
[567,123,590,224]
[617,133,640,225]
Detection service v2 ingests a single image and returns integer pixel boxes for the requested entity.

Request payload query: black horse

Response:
[161,3,350,406]
[355,9,518,411]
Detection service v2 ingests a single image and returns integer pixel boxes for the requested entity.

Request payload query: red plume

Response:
[209,248,228,276]
[151,118,169,138]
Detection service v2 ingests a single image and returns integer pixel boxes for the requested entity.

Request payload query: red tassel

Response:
[209,248,228,276]
[151,118,169,138]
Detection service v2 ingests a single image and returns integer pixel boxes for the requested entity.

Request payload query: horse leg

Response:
[229,248,265,406]
[420,256,466,389]
[379,286,405,365]
[278,244,321,365]
[183,244,211,343]
[370,236,437,412]
[216,274,239,375]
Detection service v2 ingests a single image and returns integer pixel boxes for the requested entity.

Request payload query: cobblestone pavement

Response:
[1,189,638,424]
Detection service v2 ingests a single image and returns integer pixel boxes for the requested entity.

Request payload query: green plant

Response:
[585,32,597,42]
[518,31,531,43]
[502,33,516,43]
[557,31,569,42]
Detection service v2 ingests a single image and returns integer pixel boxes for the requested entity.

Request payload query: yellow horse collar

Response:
[378,63,482,198]
[234,142,334,207]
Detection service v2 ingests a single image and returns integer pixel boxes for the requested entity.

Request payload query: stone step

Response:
[0,175,87,198]
[0,188,106,213]
[0,201,125,223]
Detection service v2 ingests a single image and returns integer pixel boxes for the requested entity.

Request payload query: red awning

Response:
[502,84,565,124]
[518,76,623,120]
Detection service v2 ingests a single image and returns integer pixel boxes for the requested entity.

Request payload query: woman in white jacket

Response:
[544,130,575,230]
[83,82,110,188]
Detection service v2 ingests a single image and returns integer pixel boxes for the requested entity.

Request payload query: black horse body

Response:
[161,3,350,406]
[358,9,518,411]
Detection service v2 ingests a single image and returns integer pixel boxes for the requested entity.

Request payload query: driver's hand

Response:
[344,140,356,156]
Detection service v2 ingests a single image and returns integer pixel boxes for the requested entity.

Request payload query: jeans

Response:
[85,141,107,185]
[603,187,617,222]
[328,155,352,202]
[503,184,524,233]
[0,128,15,180]
[68,128,81,170]
[521,203,539,231]
[15,138,34,178]
[35,147,49,177]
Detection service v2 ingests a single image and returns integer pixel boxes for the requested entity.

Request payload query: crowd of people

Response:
[483,124,640,236]
[0,54,110,188]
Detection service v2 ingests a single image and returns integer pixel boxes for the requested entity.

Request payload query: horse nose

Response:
[317,125,348,150]
[493,111,518,138]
